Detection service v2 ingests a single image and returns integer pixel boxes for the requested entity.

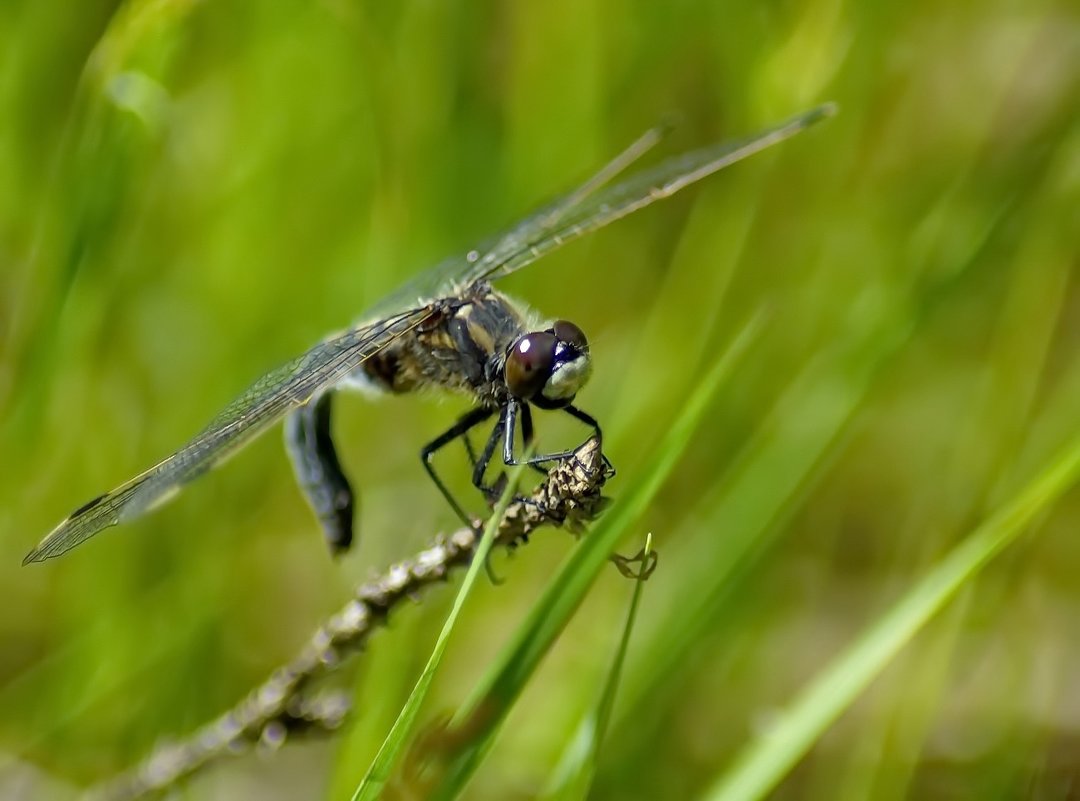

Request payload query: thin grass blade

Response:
[543,533,655,801]
[702,432,1080,801]
[350,461,528,801]
[426,311,767,801]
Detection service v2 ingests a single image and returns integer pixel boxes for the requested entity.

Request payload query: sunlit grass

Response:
[2,2,1077,800]
[706,433,1080,801]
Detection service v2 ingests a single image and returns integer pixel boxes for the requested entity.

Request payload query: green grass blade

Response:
[426,311,767,800]
[350,462,528,801]
[544,533,655,801]
[702,432,1080,801]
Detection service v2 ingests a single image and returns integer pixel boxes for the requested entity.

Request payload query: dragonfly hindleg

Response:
[421,406,496,529]
[471,404,547,497]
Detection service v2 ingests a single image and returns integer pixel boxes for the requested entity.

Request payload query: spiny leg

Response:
[519,404,552,476]
[462,431,479,469]
[561,404,615,475]
[461,407,540,477]
[502,401,611,469]
[472,409,506,492]
[467,402,554,504]
[284,392,356,555]
[464,407,516,585]
[421,406,495,529]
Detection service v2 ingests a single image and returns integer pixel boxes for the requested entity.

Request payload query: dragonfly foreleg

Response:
[502,401,608,468]
[560,404,614,475]
[284,392,356,555]
[517,405,552,477]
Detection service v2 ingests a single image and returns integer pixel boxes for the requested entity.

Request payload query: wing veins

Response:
[470,104,836,285]
[23,307,433,563]
[358,121,672,317]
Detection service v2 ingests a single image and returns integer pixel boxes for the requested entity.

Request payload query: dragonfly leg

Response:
[421,406,495,529]
[462,431,479,469]
[284,392,356,555]
[503,401,611,470]
[470,403,545,493]
[472,409,505,490]
[518,404,553,476]
[561,404,615,475]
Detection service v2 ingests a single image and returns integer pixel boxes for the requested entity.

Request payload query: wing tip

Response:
[22,539,56,565]
[22,491,113,566]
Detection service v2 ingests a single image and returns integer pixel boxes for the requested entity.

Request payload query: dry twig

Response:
[89,437,613,801]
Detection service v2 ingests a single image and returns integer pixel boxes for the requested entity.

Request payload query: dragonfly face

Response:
[23,103,835,564]
[505,320,592,409]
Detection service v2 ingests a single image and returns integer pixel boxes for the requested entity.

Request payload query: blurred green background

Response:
[2,1,1078,799]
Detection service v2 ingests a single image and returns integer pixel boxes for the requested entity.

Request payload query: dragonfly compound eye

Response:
[552,320,588,352]
[541,320,593,406]
[506,332,557,401]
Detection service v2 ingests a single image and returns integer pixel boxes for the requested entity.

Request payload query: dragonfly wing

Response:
[358,105,831,318]
[360,122,673,321]
[470,104,835,284]
[24,307,432,564]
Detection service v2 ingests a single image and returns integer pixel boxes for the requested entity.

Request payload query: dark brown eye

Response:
[553,320,587,352]
[505,332,556,400]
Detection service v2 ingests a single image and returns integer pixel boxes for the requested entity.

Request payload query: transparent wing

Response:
[365,105,833,317]
[469,104,836,285]
[361,120,673,320]
[24,308,432,563]
[364,104,831,318]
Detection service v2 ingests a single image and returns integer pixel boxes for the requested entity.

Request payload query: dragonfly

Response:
[23,103,835,565]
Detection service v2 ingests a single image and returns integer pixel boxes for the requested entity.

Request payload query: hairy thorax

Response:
[347,284,531,408]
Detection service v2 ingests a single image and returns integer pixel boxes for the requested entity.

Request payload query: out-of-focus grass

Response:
[1,2,1077,800]
[353,461,529,801]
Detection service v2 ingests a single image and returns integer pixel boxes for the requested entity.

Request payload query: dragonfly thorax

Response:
[344,287,533,406]
[345,286,592,413]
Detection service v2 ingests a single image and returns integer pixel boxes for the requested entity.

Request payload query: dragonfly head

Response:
[505,320,592,409]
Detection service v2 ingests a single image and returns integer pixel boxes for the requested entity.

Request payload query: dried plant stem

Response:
[89,438,612,801]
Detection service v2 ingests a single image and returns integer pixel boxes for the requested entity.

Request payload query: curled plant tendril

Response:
[610,544,659,581]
